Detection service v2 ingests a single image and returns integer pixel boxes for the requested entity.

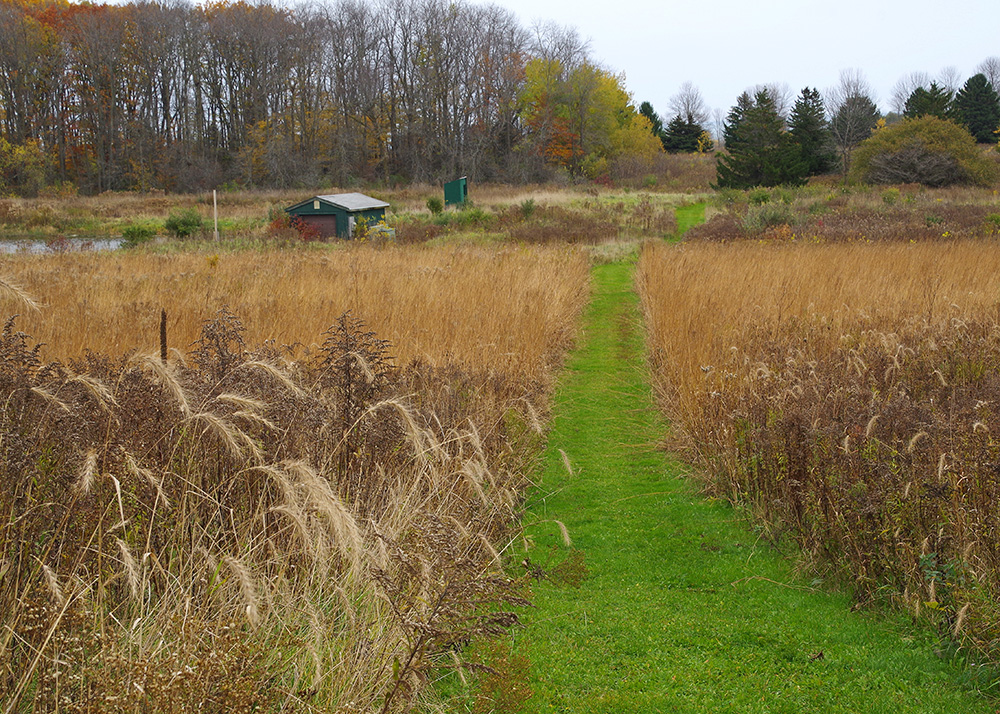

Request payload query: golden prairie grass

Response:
[639,238,1000,660]
[0,244,589,378]
[640,239,1000,399]
[0,244,589,712]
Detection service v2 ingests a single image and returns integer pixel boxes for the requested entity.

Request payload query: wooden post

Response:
[159,309,168,363]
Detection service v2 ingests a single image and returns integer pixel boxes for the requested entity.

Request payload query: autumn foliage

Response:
[0,0,660,195]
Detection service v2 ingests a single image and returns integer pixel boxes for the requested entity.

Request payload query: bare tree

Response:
[938,65,962,95]
[748,82,793,120]
[529,20,589,72]
[977,56,1000,91]
[667,81,710,124]
[890,71,930,114]
[711,107,726,148]
[826,69,880,180]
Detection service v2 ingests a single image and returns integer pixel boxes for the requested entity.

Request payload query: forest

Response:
[0,0,665,194]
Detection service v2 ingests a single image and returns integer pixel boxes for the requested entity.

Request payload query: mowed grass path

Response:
[517,260,995,713]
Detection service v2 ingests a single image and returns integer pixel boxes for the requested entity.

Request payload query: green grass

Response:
[674,202,706,238]
[515,260,996,713]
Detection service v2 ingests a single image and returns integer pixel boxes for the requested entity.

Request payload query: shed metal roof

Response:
[315,192,389,211]
[285,192,390,214]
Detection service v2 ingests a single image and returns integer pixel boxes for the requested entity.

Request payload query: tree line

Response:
[696,66,1000,189]
[0,0,661,195]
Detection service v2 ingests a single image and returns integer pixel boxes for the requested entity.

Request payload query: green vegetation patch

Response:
[516,260,996,712]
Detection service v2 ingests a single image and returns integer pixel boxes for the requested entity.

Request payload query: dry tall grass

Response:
[0,245,589,378]
[0,245,590,712]
[639,238,1000,661]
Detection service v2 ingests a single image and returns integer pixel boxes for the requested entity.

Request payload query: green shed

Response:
[444,177,468,206]
[285,192,390,239]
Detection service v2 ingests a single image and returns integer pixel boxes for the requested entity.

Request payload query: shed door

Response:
[304,215,338,239]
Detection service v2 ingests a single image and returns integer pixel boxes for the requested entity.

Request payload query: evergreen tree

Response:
[903,81,953,119]
[715,89,807,189]
[788,87,836,175]
[662,113,711,153]
[722,91,754,149]
[953,73,1000,143]
[639,101,666,148]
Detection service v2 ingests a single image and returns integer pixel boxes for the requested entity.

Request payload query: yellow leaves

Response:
[521,59,660,175]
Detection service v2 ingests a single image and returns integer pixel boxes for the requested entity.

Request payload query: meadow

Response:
[690,182,1000,242]
[639,236,1000,663]
[0,245,589,712]
[0,246,587,376]
[0,161,709,246]
[9,174,1000,709]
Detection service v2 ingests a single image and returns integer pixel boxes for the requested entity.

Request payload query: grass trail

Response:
[517,259,994,713]
[674,202,706,237]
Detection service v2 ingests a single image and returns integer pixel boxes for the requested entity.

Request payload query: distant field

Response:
[0,245,588,377]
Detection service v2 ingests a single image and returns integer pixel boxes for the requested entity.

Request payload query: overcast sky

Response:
[496,0,998,119]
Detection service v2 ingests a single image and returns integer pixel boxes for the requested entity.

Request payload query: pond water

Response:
[0,236,123,254]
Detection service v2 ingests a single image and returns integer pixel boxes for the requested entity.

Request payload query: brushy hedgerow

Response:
[688,184,1000,242]
[0,308,547,712]
[638,239,1000,665]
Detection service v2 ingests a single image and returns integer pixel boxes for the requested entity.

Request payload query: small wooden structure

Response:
[285,192,390,239]
[444,177,468,206]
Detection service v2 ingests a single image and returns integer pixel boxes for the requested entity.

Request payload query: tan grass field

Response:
[640,239,1000,396]
[0,244,589,378]
[639,237,1000,660]
[0,243,589,712]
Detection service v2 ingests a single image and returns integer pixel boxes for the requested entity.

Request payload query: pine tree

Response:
[722,92,754,149]
[639,101,666,148]
[662,113,710,153]
[715,89,807,189]
[903,82,953,119]
[788,87,836,175]
[953,73,1000,143]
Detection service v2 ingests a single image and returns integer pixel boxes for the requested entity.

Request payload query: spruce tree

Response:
[639,101,666,148]
[953,73,1000,143]
[903,82,953,119]
[715,89,807,189]
[662,113,710,153]
[722,92,754,149]
[788,87,836,176]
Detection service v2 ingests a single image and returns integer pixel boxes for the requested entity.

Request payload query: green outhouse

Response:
[285,192,390,239]
[444,177,468,206]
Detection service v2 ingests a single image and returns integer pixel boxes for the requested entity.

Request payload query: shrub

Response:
[748,188,770,205]
[120,223,156,248]
[741,202,794,233]
[164,208,204,238]
[851,116,999,187]
[289,215,321,241]
[426,197,444,215]
[519,198,536,220]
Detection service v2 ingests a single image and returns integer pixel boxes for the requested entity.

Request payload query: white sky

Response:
[496,0,999,120]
